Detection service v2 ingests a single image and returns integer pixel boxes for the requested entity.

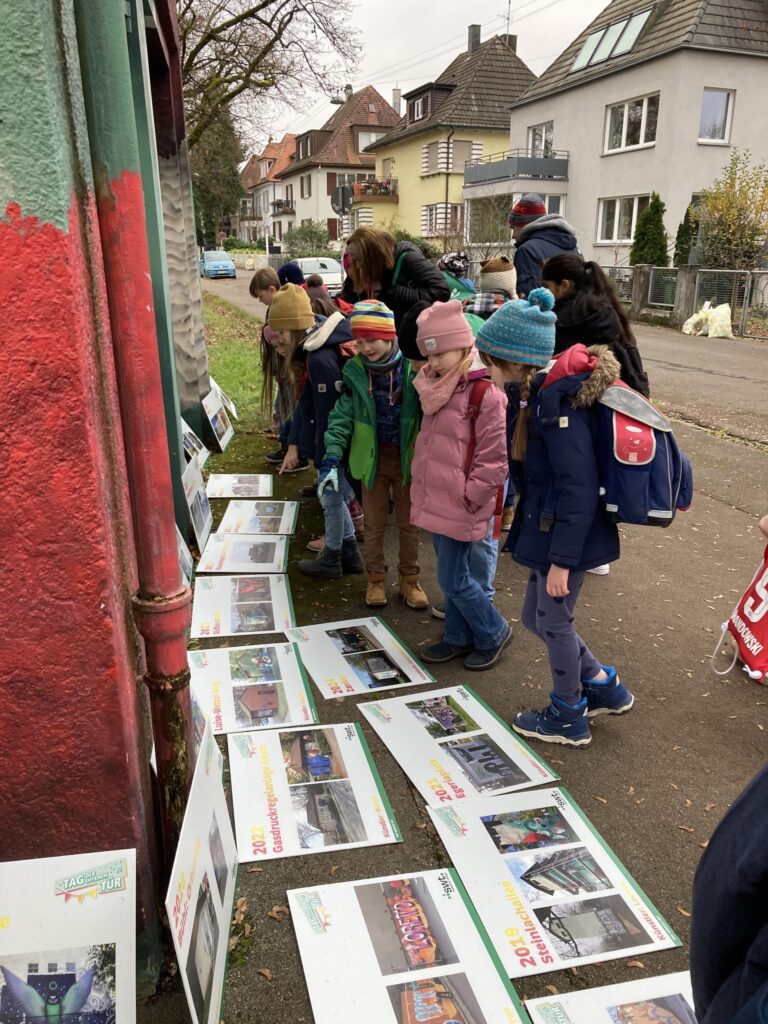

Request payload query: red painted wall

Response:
[0,197,159,933]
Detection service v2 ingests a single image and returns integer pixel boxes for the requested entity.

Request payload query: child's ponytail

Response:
[511,365,540,462]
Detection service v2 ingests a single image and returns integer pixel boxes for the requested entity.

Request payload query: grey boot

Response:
[341,537,365,574]
[298,547,342,579]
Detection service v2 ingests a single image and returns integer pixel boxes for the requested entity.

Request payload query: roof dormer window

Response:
[408,95,430,122]
[571,8,653,72]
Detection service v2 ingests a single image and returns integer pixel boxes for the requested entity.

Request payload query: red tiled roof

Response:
[240,134,296,190]
[276,86,398,177]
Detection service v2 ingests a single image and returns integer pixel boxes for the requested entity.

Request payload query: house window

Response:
[426,141,439,174]
[527,121,553,157]
[409,95,429,122]
[423,204,464,235]
[605,93,659,152]
[597,194,650,242]
[358,130,387,150]
[240,199,249,216]
[285,184,293,203]
[699,89,734,142]
[28,964,38,974]
[298,136,311,159]
[382,158,393,178]
[451,140,472,172]
[571,8,652,71]
[300,174,312,199]
[511,192,565,216]
[327,217,339,241]
[274,221,282,241]
[368,102,377,112]
[48,964,57,973]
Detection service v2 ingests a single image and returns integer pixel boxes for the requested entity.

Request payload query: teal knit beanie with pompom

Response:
[476,287,556,367]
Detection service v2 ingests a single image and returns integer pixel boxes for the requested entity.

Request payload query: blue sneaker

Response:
[512,694,592,748]
[582,666,634,718]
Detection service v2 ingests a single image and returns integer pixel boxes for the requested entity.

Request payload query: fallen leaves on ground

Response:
[676,905,691,917]
[626,960,645,969]
[257,968,273,982]
[267,904,290,922]
[678,825,695,833]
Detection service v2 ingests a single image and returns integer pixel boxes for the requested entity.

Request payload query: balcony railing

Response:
[464,149,569,185]
[352,178,398,200]
[271,199,295,215]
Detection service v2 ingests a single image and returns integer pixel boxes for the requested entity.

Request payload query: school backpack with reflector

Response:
[593,383,693,527]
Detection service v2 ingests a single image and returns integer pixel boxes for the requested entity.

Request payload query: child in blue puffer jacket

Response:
[476,288,635,748]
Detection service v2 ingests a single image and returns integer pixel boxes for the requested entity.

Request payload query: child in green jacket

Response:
[320,300,427,609]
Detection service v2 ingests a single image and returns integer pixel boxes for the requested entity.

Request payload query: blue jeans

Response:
[469,517,499,600]
[320,483,354,550]
[433,534,509,651]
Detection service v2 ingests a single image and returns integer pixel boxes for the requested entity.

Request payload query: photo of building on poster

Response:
[183,455,213,551]
[189,643,317,734]
[218,499,299,536]
[359,686,558,806]
[202,389,234,451]
[208,375,238,421]
[190,575,295,639]
[206,474,273,499]
[197,533,287,574]
[166,722,237,1024]
[182,419,210,467]
[525,971,696,1024]
[288,869,527,1024]
[0,945,117,1023]
[287,618,434,699]
[428,788,679,977]
[177,524,194,586]
[227,723,400,862]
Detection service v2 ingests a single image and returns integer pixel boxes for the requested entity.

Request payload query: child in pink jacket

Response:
[410,300,511,670]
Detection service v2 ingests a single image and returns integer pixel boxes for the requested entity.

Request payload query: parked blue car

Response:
[200,250,237,279]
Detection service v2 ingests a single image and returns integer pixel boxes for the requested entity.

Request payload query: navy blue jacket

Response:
[289,312,353,465]
[514,216,579,298]
[691,765,768,1024]
[504,346,620,573]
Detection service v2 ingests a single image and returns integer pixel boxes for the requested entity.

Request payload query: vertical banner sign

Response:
[166,721,238,1024]
[0,849,136,1023]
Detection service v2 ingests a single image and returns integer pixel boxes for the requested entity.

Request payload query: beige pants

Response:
[362,444,420,579]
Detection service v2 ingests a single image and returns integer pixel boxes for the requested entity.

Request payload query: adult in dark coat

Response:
[690,764,768,1024]
[509,193,579,299]
[340,227,449,330]
[541,253,650,397]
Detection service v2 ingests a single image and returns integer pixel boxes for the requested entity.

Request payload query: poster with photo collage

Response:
[190,574,294,639]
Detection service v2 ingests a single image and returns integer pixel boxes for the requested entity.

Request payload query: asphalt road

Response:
[145,281,768,1024]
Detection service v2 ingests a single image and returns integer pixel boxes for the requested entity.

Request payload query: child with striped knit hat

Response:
[321,300,428,609]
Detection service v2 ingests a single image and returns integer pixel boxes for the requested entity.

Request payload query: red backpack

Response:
[464,378,505,539]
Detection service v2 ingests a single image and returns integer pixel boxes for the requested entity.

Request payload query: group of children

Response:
[250,230,648,748]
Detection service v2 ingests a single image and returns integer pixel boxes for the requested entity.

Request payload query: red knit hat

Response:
[508,193,547,227]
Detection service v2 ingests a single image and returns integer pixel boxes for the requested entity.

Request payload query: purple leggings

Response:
[521,569,602,703]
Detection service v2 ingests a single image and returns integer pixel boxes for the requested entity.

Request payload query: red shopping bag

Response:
[716,546,768,683]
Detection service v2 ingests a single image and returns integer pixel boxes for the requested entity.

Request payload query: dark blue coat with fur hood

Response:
[505,345,620,573]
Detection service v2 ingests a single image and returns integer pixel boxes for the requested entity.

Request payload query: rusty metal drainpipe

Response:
[75,0,194,873]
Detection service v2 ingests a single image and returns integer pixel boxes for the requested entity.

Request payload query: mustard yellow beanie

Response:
[268,283,315,331]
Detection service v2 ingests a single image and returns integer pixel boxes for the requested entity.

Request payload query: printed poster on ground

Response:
[177,524,194,586]
[190,574,295,639]
[428,787,679,978]
[227,723,401,862]
[183,455,213,551]
[182,418,210,467]
[208,375,238,420]
[526,971,696,1024]
[166,720,238,1024]
[206,474,273,499]
[202,389,234,451]
[218,499,299,536]
[189,641,318,734]
[197,533,288,574]
[0,847,136,1023]
[359,685,558,805]
[286,617,434,699]
[288,868,528,1024]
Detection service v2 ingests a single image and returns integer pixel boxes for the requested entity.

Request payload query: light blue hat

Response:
[476,287,556,366]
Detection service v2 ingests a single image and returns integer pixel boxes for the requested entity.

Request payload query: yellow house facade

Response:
[353,26,537,242]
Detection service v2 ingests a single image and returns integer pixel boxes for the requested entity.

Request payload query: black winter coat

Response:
[340,241,450,330]
[504,346,621,573]
[513,216,579,298]
[553,295,650,397]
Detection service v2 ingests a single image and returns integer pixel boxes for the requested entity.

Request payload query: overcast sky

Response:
[262,0,609,145]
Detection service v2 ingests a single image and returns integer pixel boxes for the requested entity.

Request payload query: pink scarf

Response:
[413,346,477,415]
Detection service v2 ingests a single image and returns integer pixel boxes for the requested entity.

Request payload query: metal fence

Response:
[605,266,634,303]
[648,267,678,308]
[693,269,751,336]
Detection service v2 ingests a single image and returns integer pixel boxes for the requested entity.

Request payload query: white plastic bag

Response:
[682,300,711,336]
[707,303,734,339]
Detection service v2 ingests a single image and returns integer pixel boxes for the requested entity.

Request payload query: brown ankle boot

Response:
[399,576,428,610]
[365,578,387,608]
